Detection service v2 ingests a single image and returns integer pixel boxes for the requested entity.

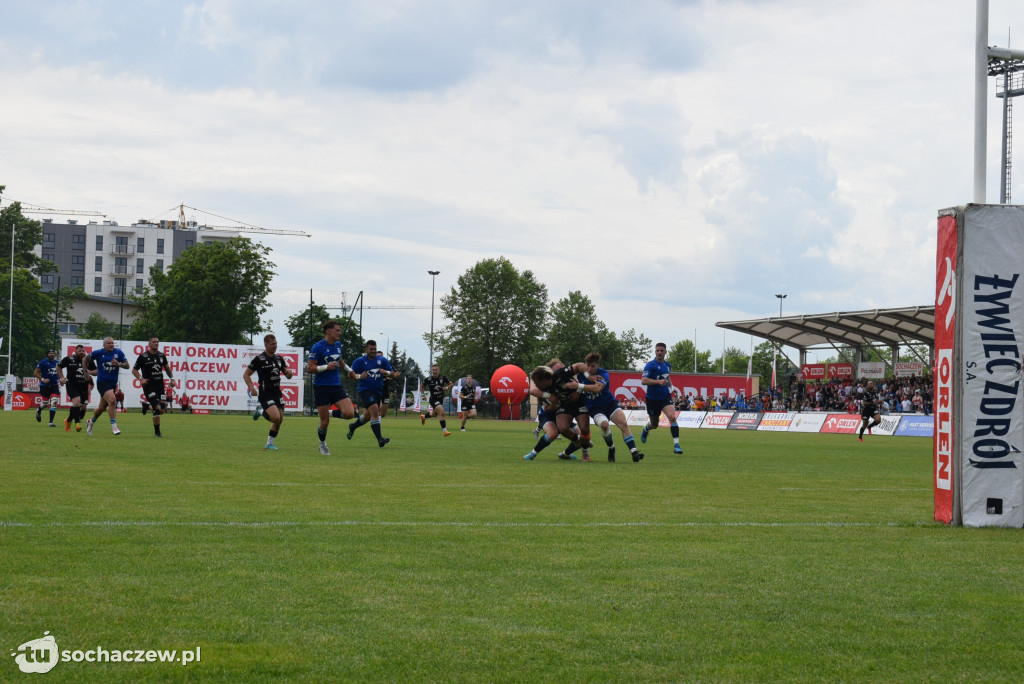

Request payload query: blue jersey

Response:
[90,347,127,384]
[351,354,394,393]
[579,368,616,410]
[309,340,345,386]
[642,358,672,401]
[36,357,59,385]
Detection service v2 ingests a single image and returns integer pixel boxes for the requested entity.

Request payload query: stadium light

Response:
[428,271,440,367]
[773,294,787,390]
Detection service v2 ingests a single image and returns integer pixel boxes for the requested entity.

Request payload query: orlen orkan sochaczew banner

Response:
[66,339,304,412]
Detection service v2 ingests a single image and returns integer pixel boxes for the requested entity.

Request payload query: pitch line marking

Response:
[779,487,930,492]
[0,520,932,529]
[172,482,551,488]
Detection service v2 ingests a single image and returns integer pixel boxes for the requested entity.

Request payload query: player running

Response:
[858,380,882,442]
[34,349,60,426]
[56,344,95,431]
[459,374,478,432]
[420,364,454,436]
[640,342,684,454]
[306,320,356,455]
[572,352,643,462]
[243,334,294,450]
[132,337,176,438]
[86,337,130,436]
[347,340,400,448]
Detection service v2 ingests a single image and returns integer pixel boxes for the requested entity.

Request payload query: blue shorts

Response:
[358,389,382,409]
[314,384,349,408]
[646,397,672,422]
[97,381,118,397]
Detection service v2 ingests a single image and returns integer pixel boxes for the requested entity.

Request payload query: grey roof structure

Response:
[716,306,936,352]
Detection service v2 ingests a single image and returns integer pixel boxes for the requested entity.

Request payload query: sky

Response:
[2,0,1022,373]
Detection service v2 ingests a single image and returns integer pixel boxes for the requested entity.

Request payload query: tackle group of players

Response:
[525,342,685,463]
[33,327,686,461]
[34,336,175,437]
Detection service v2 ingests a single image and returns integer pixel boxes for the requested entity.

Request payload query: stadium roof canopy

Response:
[715,306,936,354]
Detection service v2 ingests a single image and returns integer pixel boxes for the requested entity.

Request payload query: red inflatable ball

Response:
[489,365,529,405]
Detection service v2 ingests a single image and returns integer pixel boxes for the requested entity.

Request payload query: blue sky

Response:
[2,0,1022,370]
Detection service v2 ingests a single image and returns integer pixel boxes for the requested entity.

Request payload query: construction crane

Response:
[1,198,106,218]
[175,204,311,238]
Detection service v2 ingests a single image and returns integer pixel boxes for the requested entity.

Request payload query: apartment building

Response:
[34,218,238,336]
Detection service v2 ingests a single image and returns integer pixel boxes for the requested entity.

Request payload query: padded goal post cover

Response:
[938,205,1024,527]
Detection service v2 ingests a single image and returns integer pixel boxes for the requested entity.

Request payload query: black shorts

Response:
[861,407,878,420]
[314,384,349,407]
[144,382,167,408]
[66,383,89,403]
[429,398,444,410]
[555,398,587,417]
[260,392,284,412]
[358,389,382,409]
[646,397,673,421]
[461,401,476,412]
[39,383,59,398]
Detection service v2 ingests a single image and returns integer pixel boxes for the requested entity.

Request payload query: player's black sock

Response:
[440,420,447,430]
[154,424,161,436]
[564,440,580,455]
[269,428,279,439]
[317,427,327,443]
[533,435,551,453]
[370,421,384,442]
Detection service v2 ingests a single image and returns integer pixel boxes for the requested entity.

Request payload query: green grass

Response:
[2,410,1023,682]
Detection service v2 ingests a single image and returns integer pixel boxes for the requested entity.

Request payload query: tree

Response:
[667,339,714,373]
[79,311,120,340]
[284,303,363,358]
[0,191,75,376]
[714,345,750,374]
[603,328,653,371]
[431,257,548,384]
[129,237,274,344]
[541,290,607,364]
[751,341,778,386]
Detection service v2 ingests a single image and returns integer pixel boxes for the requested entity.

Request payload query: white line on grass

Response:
[779,488,930,492]
[171,482,552,488]
[0,520,930,529]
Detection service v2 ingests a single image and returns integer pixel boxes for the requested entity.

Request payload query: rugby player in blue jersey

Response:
[346,340,400,448]
[571,352,644,462]
[306,320,357,456]
[640,342,683,454]
[34,349,60,426]
[86,337,130,436]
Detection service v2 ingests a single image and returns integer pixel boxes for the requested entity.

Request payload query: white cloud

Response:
[2,0,1022,370]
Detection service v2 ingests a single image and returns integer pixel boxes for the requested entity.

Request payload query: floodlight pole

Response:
[773,294,787,390]
[428,270,440,367]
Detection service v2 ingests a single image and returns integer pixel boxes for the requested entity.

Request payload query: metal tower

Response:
[990,57,1024,203]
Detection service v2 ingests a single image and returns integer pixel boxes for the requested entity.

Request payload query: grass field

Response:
[2,410,1023,683]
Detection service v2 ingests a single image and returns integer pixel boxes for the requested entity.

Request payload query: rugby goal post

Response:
[935,204,1024,527]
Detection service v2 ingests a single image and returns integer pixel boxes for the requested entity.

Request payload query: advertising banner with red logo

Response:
[727,412,762,430]
[757,412,796,432]
[894,361,924,377]
[827,363,854,379]
[66,339,305,412]
[22,377,40,392]
[820,413,861,434]
[800,363,827,381]
[952,205,1024,527]
[934,210,957,523]
[700,411,734,429]
[607,371,753,404]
